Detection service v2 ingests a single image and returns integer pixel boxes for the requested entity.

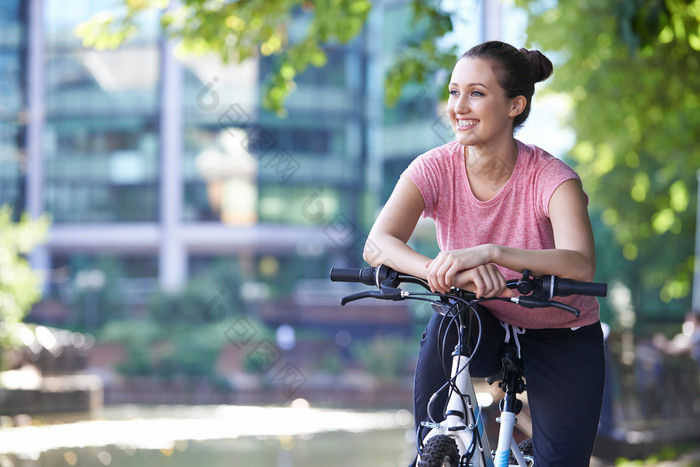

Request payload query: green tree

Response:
[517,0,700,314]
[76,0,700,314]
[0,206,51,350]
[74,0,456,113]
[352,334,414,385]
[98,258,248,380]
[75,0,372,116]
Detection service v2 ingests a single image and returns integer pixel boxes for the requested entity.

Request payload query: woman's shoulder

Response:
[402,141,462,192]
[411,140,462,167]
[517,139,559,162]
[516,140,578,175]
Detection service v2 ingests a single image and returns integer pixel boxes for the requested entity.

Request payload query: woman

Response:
[364,41,605,466]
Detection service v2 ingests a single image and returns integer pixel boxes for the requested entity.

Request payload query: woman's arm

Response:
[363,177,432,279]
[492,178,596,280]
[429,179,596,292]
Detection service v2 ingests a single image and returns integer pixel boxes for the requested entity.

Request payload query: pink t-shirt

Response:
[402,139,600,329]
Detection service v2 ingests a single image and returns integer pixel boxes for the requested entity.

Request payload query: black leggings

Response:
[412,306,606,467]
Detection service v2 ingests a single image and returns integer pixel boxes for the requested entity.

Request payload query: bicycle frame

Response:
[420,340,494,466]
[329,265,606,467]
[417,322,530,467]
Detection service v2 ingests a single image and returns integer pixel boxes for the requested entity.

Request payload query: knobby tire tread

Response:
[418,435,460,467]
[509,438,534,465]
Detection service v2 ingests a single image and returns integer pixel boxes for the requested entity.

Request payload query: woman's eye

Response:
[470,90,484,97]
[449,89,459,96]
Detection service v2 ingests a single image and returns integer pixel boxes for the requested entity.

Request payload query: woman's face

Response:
[446,57,523,148]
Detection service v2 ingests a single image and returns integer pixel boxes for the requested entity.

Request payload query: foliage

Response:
[69,256,125,331]
[74,0,457,112]
[99,318,163,376]
[518,0,700,311]
[317,349,344,375]
[148,259,244,325]
[0,206,50,349]
[383,1,458,106]
[612,0,700,52]
[74,0,372,116]
[352,334,414,383]
[99,259,259,379]
[614,442,700,465]
[99,317,235,380]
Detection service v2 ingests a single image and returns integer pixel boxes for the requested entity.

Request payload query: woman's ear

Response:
[509,96,527,117]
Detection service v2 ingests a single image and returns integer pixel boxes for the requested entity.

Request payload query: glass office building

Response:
[0,2,26,212]
[7,0,469,328]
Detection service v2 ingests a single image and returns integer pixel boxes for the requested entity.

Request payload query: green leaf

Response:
[0,206,50,350]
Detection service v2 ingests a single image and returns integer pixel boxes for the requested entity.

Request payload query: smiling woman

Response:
[363,41,604,467]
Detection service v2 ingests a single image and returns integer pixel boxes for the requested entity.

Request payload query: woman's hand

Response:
[425,245,512,297]
[451,265,512,298]
[425,245,493,293]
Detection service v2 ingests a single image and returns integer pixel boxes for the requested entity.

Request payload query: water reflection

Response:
[0,403,416,467]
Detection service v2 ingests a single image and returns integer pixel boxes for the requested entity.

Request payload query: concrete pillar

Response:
[365,2,385,219]
[26,0,50,277]
[481,0,503,42]
[158,35,187,291]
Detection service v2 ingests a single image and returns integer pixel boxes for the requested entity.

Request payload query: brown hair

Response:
[461,41,553,129]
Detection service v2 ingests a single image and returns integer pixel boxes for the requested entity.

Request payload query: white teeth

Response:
[457,119,477,128]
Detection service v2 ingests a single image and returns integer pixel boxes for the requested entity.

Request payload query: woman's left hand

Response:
[425,245,494,293]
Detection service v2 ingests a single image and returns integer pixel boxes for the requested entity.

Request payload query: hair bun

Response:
[519,48,553,83]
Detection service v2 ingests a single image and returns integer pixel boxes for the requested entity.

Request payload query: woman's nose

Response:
[453,95,469,113]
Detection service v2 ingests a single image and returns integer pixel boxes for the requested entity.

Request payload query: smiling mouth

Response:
[456,119,478,130]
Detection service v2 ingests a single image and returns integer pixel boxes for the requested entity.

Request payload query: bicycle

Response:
[329,264,607,467]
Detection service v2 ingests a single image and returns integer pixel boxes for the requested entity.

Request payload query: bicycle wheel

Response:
[418,435,460,467]
[509,438,534,465]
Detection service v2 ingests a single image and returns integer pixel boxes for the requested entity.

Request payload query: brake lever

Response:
[550,301,581,318]
[509,296,580,318]
[340,286,407,306]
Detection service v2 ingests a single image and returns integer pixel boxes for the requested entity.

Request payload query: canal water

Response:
[0,403,417,467]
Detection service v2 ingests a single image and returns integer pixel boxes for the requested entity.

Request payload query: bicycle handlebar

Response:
[537,275,607,298]
[331,266,606,297]
[329,265,607,317]
[329,267,378,286]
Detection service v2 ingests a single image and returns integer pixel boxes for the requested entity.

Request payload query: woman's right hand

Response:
[425,245,499,295]
[453,265,512,298]
[427,263,511,298]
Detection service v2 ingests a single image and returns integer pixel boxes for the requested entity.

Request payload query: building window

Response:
[44,117,159,222]
[0,0,27,213]
[44,1,160,223]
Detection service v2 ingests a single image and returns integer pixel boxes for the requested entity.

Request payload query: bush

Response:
[352,334,415,384]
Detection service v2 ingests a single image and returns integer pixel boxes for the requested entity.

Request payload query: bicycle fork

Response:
[493,357,528,467]
[493,411,525,467]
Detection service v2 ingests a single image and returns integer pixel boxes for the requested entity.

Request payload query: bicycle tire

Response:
[509,438,534,465]
[418,435,460,467]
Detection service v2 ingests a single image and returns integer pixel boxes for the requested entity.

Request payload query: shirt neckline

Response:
[459,139,524,206]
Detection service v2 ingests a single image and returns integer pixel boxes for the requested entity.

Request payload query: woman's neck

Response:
[464,138,518,201]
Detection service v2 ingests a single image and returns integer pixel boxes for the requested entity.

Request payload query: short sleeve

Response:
[401,153,442,219]
[536,158,583,218]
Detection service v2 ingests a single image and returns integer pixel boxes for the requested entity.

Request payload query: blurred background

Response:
[1,0,699,465]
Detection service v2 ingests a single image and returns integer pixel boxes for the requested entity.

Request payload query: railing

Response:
[596,331,700,459]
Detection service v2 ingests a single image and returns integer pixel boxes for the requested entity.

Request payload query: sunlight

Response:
[0,405,410,457]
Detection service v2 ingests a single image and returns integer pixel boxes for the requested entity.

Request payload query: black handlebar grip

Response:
[329,267,377,286]
[545,276,607,297]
